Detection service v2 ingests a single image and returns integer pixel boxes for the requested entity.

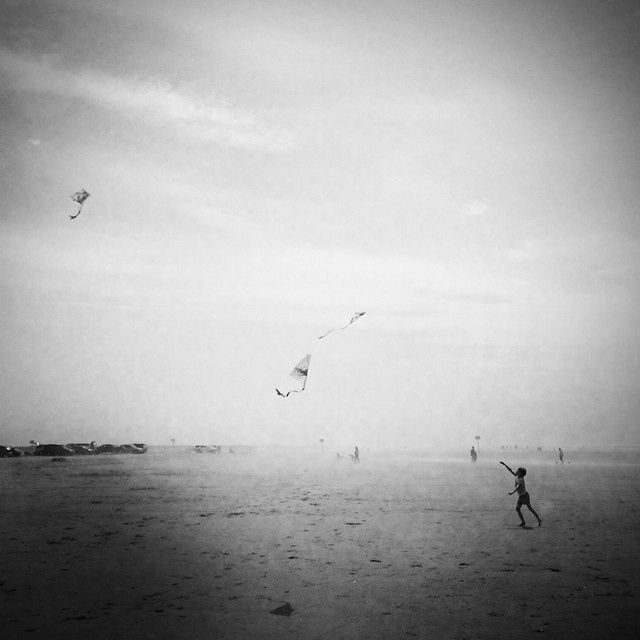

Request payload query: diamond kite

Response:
[276,354,311,398]
[69,188,90,220]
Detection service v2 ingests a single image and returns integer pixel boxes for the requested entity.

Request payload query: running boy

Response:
[499,461,542,527]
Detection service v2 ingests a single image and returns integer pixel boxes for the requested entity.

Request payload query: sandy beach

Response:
[1,448,638,639]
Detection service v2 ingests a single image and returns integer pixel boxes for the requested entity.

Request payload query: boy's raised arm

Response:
[499,461,515,476]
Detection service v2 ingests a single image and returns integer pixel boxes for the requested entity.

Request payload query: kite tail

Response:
[70,204,82,220]
[276,388,304,398]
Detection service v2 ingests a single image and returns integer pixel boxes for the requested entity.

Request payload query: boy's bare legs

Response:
[516,504,526,526]
[527,504,542,526]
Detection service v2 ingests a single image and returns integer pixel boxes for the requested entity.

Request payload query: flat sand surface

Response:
[1,449,639,639]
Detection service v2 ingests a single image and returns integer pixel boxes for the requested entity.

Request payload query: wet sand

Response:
[1,448,638,639]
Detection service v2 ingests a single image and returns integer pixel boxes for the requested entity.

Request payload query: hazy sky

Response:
[1,0,639,449]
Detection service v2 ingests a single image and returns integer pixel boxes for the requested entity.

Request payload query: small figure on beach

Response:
[470,446,477,463]
[353,446,360,463]
[558,447,564,463]
[499,461,541,527]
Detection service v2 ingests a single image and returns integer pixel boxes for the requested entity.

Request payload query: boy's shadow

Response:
[511,525,534,530]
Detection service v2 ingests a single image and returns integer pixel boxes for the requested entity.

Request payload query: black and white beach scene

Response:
[1,2,639,638]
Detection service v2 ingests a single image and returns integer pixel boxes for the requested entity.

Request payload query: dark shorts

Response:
[517,492,531,506]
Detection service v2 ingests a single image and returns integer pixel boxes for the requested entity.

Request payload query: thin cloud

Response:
[462,199,490,217]
[506,233,640,291]
[0,50,289,150]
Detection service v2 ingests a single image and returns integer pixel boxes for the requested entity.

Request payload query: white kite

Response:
[69,188,90,220]
[276,354,311,398]
[318,311,366,339]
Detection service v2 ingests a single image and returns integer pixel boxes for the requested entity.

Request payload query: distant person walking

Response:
[353,446,360,463]
[499,461,542,527]
[558,447,564,463]
[470,446,477,463]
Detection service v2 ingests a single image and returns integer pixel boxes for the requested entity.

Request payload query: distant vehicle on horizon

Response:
[118,443,148,454]
[194,445,222,454]
[34,444,75,457]
[65,443,96,455]
[95,443,119,454]
[0,445,22,458]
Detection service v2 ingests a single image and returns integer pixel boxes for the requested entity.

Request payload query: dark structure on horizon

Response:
[0,442,148,457]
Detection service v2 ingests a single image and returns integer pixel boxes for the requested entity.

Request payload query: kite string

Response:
[318,313,365,340]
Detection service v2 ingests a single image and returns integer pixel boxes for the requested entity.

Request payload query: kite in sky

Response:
[276,354,311,398]
[275,313,365,398]
[318,312,366,339]
[69,188,90,220]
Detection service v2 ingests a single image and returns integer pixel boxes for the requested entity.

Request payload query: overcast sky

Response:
[1,0,639,450]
